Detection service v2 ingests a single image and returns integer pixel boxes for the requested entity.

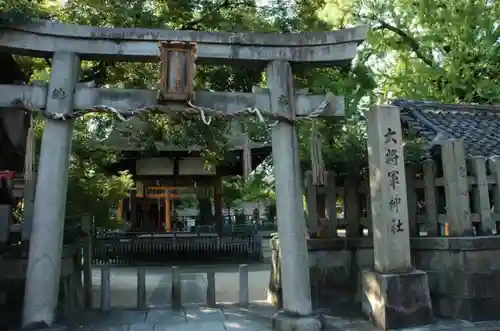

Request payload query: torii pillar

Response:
[268,60,321,331]
[22,52,79,328]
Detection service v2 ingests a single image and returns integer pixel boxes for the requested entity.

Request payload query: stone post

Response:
[440,139,473,236]
[267,61,320,331]
[22,52,80,328]
[362,105,432,330]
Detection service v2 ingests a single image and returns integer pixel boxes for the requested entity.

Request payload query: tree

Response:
[312,0,500,104]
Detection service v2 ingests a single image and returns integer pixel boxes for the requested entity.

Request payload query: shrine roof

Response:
[395,100,500,157]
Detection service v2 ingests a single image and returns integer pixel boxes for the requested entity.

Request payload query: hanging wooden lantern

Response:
[158,41,197,102]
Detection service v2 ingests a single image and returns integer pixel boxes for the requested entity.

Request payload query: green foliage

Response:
[67,117,134,227]
[0,0,51,26]
[31,115,134,230]
[222,161,275,208]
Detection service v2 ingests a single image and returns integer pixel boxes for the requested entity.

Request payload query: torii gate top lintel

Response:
[0,20,368,65]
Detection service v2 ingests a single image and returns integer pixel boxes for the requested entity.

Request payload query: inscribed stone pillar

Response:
[22,52,80,328]
[267,61,320,331]
[366,105,411,272]
[362,105,432,330]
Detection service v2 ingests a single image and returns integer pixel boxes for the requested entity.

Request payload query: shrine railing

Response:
[92,232,263,265]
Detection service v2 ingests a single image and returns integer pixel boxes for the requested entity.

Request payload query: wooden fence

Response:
[308,139,500,237]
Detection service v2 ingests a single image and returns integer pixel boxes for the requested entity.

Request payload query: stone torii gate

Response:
[0,21,367,330]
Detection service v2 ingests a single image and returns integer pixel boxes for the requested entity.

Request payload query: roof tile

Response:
[393,100,500,157]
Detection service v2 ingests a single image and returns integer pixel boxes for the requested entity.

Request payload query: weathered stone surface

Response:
[0,85,345,118]
[267,60,313,316]
[361,269,433,330]
[184,306,225,322]
[145,310,185,324]
[435,297,500,321]
[367,105,412,273]
[309,250,354,311]
[0,21,367,65]
[224,320,264,331]
[22,52,80,327]
[270,237,500,323]
[271,311,322,331]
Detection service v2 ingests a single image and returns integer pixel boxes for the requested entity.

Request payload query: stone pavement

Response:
[67,304,275,331]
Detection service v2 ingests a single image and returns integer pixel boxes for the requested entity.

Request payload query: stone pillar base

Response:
[361,269,433,330]
[272,311,323,331]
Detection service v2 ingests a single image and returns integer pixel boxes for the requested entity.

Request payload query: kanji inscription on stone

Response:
[384,128,397,144]
[389,195,402,213]
[278,95,289,106]
[51,88,67,100]
[391,219,404,234]
[388,170,400,190]
[385,149,399,165]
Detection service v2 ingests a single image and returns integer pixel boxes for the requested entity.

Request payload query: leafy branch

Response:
[358,14,436,68]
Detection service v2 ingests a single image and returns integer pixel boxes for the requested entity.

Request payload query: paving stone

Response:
[99,310,148,325]
[184,306,225,322]
[224,319,271,331]
[223,302,276,320]
[145,309,186,324]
